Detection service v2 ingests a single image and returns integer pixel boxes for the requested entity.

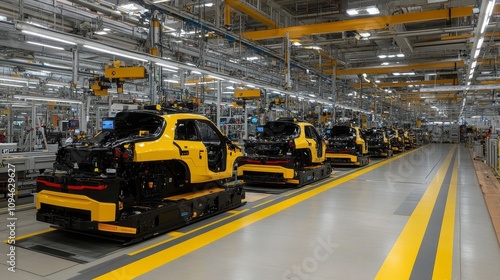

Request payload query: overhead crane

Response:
[327,61,466,76]
[350,79,459,89]
[89,62,147,96]
[241,6,474,40]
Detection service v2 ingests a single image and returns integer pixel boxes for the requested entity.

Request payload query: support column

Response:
[216,80,222,130]
[7,104,12,143]
[72,47,79,89]
[149,10,161,104]
[284,32,291,90]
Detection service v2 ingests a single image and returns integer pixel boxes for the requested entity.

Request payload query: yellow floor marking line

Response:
[3,228,56,243]
[166,231,185,237]
[96,149,417,280]
[129,208,249,256]
[432,155,458,279]
[226,209,245,214]
[375,145,456,280]
[252,199,275,208]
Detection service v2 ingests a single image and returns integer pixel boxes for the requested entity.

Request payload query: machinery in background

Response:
[385,128,405,153]
[36,105,245,243]
[237,118,332,187]
[399,129,414,150]
[364,128,393,158]
[323,125,370,166]
[89,62,147,96]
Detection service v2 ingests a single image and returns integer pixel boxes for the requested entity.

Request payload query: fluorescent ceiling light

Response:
[246,56,259,61]
[477,37,484,50]
[366,7,380,15]
[119,3,145,12]
[153,0,172,4]
[46,83,66,87]
[162,68,178,73]
[0,77,37,84]
[347,6,379,16]
[378,55,387,58]
[156,62,178,69]
[0,83,24,87]
[305,46,322,50]
[84,45,148,62]
[208,75,225,80]
[292,41,302,46]
[192,71,202,75]
[358,32,370,38]
[94,31,107,35]
[27,41,64,50]
[474,48,480,59]
[397,54,405,57]
[164,79,178,83]
[346,9,358,16]
[13,95,82,104]
[22,30,76,45]
[44,63,71,69]
[381,62,389,65]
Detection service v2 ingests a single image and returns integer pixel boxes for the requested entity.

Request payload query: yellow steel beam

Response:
[224,2,231,27]
[226,0,278,29]
[441,32,500,41]
[350,79,457,89]
[242,6,473,40]
[479,80,500,84]
[315,50,341,68]
[326,61,464,76]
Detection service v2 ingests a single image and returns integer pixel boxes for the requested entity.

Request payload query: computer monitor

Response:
[102,119,114,130]
[69,119,79,128]
[256,126,264,133]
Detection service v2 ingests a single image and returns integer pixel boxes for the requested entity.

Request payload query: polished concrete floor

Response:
[1,144,499,279]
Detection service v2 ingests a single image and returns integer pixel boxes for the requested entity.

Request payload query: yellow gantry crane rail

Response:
[326,61,465,76]
[242,6,473,40]
[225,0,278,29]
[350,79,458,89]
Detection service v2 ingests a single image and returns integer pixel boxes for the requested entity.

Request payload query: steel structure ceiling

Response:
[0,0,498,123]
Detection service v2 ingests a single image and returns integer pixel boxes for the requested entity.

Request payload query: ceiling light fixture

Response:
[155,62,179,69]
[346,6,380,16]
[21,30,76,45]
[13,95,83,104]
[161,68,178,73]
[358,31,371,38]
[378,53,404,58]
[26,41,64,50]
[0,83,24,88]
[84,45,148,62]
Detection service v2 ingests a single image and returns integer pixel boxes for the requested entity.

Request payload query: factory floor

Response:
[1,144,500,279]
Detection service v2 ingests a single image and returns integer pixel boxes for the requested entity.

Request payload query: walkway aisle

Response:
[456,144,500,280]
